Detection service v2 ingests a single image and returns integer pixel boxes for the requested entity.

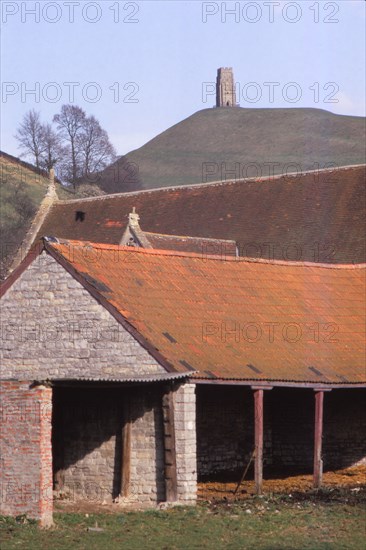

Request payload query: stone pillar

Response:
[174,383,197,504]
[38,384,53,527]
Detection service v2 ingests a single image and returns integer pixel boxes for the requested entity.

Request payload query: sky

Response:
[1,0,365,157]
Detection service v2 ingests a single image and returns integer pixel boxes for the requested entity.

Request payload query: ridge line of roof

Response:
[50,239,366,269]
[143,231,236,244]
[53,163,366,204]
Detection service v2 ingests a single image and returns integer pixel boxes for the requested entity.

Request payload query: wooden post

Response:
[52,396,65,492]
[313,390,324,488]
[121,401,131,497]
[254,389,264,495]
[162,388,178,502]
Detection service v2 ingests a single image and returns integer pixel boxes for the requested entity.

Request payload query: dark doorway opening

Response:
[52,386,124,502]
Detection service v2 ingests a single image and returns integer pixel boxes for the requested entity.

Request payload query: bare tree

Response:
[78,116,116,178]
[53,105,86,187]
[40,123,64,171]
[15,105,117,189]
[15,110,45,169]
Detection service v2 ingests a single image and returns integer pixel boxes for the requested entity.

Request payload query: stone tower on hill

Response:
[216,67,236,107]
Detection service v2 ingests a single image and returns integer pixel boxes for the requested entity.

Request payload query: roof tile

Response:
[37,165,366,264]
[45,240,366,384]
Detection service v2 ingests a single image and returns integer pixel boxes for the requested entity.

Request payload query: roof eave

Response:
[192,378,366,389]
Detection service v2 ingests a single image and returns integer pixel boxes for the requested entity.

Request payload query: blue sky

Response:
[1,0,365,156]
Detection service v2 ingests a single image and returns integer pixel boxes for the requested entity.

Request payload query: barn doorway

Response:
[52,386,125,502]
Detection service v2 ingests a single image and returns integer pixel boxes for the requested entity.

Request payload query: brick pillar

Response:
[0,381,53,527]
[38,384,53,526]
[174,383,197,504]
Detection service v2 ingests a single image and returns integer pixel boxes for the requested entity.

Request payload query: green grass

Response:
[100,107,366,192]
[0,154,103,278]
[0,157,48,223]
[0,156,50,277]
[1,490,365,550]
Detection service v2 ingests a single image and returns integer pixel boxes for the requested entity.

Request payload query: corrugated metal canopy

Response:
[31,372,192,385]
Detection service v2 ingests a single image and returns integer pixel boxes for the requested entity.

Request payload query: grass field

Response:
[1,488,365,550]
[0,155,48,277]
[101,107,366,192]
[0,153,102,278]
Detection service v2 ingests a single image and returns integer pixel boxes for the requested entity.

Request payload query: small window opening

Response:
[75,211,85,222]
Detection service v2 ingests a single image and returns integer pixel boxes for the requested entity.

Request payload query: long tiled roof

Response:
[38,239,366,385]
[36,165,366,264]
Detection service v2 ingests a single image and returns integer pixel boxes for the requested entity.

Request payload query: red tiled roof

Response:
[36,165,366,264]
[39,239,366,385]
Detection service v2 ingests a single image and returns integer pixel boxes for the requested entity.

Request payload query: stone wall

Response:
[270,389,366,470]
[54,384,198,506]
[53,387,122,503]
[53,386,166,505]
[1,251,165,380]
[269,389,314,470]
[197,385,254,479]
[196,385,366,479]
[128,387,166,504]
[324,389,366,468]
[54,383,197,506]
[0,381,53,526]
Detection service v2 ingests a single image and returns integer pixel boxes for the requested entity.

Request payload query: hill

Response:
[0,152,51,277]
[0,152,104,278]
[98,107,366,192]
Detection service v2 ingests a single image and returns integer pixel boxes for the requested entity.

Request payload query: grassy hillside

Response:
[0,153,101,278]
[0,154,48,276]
[99,107,366,192]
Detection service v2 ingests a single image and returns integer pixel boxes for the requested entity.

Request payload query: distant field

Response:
[1,487,365,550]
[99,107,366,192]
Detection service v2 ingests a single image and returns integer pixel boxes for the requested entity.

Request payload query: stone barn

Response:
[1,238,365,526]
